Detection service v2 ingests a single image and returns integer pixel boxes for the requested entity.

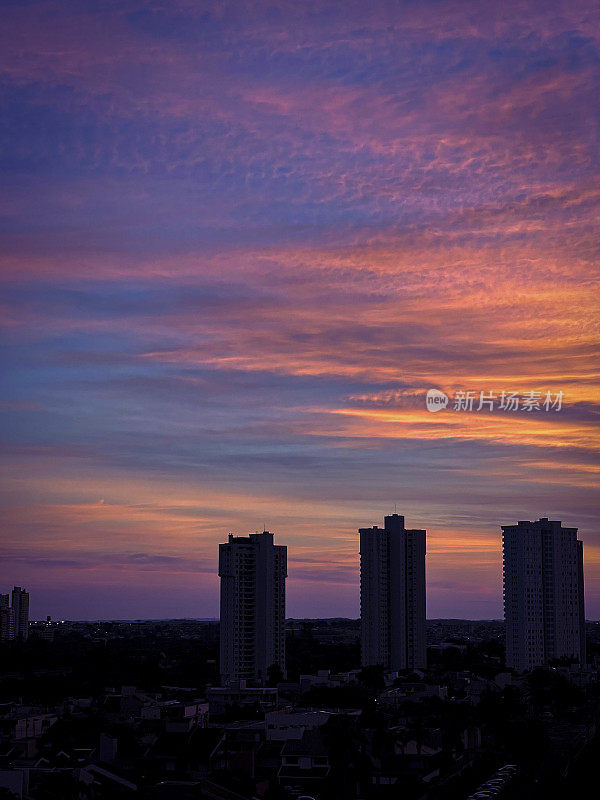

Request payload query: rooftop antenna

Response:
[394,503,397,514]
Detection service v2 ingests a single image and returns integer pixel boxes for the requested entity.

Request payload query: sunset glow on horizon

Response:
[1,0,598,620]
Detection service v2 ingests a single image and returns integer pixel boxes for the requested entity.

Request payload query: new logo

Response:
[426,389,449,412]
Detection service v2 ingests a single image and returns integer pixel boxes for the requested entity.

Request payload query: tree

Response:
[358,664,385,690]
[267,662,284,687]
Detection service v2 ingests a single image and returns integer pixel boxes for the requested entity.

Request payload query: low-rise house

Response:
[0,710,58,741]
[466,678,499,704]
[278,730,331,791]
[299,669,360,693]
[141,700,209,732]
[207,684,278,717]
[209,725,266,777]
[378,683,447,709]
[265,710,331,741]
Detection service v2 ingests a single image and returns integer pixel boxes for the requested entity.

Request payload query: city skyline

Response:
[1,0,598,621]
[6,516,594,627]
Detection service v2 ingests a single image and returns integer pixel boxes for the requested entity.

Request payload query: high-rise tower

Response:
[11,586,29,641]
[502,518,585,671]
[219,531,287,685]
[359,514,426,671]
[0,594,14,642]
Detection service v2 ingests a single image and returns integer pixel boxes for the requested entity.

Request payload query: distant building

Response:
[30,617,55,642]
[0,588,29,642]
[502,518,585,671]
[11,587,29,641]
[219,531,287,685]
[0,595,14,642]
[359,514,426,671]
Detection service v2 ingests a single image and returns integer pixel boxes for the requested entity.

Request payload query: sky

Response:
[0,0,598,621]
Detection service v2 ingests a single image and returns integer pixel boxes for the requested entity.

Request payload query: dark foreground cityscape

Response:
[1,517,599,800]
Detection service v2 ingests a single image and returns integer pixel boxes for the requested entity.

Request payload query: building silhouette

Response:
[0,587,29,642]
[219,531,287,685]
[502,518,585,671]
[11,587,29,641]
[0,594,14,641]
[360,514,426,671]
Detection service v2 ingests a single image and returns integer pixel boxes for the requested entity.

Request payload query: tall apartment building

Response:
[219,531,287,686]
[11,587,29,641]
[360,514,426,671]
[0,588,29,642]
[502,518,585,672]
[0,594,14,642]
